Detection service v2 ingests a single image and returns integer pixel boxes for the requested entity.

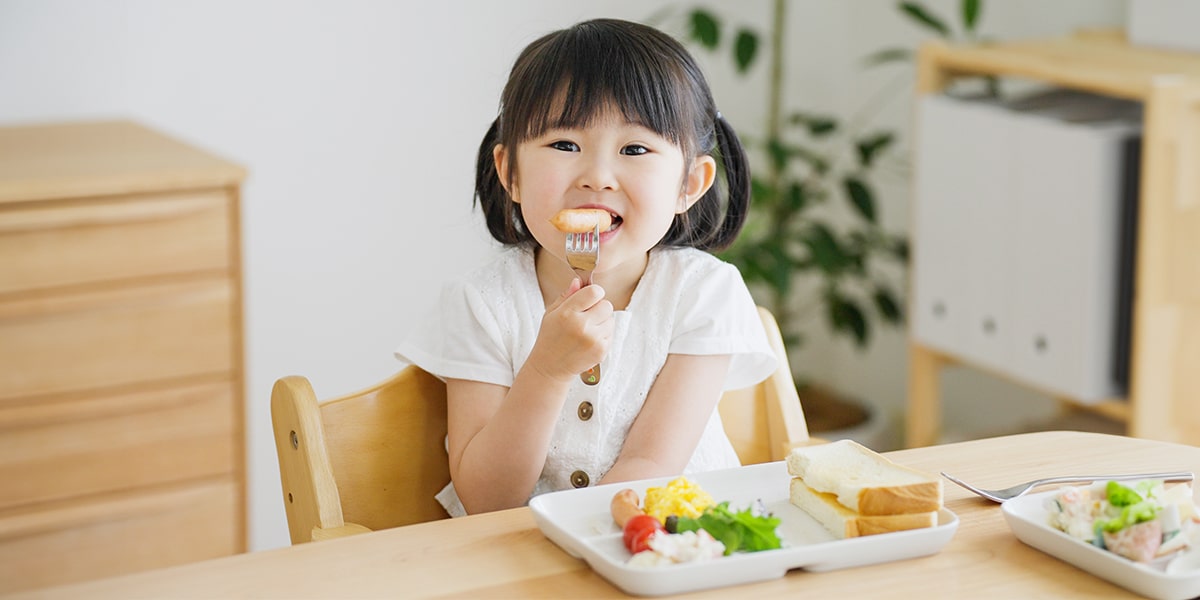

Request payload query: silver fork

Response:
[565,225,601,385]
[564,225,599,285]
[942,471,1194,503]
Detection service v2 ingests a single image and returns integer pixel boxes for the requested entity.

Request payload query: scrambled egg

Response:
[643,476,714,522]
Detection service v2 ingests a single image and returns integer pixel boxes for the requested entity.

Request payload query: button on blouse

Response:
[570,470,590,488]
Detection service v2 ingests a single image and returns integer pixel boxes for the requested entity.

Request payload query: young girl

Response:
[395,18,776,517]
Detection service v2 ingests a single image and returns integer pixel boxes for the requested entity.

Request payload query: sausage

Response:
[550,209,613,233]
[610,488,643,528]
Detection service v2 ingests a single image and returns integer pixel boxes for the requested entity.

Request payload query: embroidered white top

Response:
[394,245,777,517]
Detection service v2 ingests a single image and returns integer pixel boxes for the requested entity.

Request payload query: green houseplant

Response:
[665,0,986,351]
[654,0,988,432]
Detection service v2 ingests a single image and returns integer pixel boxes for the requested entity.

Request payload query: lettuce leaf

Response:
[674,501,782,555]
[1097,482,1161,533]
[1106,481,1144,507]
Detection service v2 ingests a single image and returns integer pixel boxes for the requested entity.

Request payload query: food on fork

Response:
[550,208,613,233]
[787,439,943,539]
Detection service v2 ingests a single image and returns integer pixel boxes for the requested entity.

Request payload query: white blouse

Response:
[395,245,777,516]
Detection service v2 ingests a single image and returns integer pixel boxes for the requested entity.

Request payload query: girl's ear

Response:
[677,155,717,213]
[493,144,518,202]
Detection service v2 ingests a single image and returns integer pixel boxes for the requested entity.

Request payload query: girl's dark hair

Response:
[474,18,750,251]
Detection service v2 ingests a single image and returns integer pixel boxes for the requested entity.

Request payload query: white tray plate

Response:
[528,461,958,596]
[1002,489,1200,600]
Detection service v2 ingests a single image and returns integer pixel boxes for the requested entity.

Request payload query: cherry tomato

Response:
[622,514,665,554]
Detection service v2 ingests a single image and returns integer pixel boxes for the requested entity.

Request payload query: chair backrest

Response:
[271,306,809,544]
[271,367,450,544]
[718,306,811,464]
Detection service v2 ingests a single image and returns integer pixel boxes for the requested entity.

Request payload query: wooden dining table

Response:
[11,430,1200,599]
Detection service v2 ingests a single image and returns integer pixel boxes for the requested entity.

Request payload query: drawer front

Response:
[0,479,241,594]
[0,279,235,401]
[0,189,233,295]
[0,381,238,511]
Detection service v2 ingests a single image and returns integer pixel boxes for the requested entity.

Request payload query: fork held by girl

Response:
[395,18,777,516]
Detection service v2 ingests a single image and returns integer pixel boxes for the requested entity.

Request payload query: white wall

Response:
[0,0,1126,553]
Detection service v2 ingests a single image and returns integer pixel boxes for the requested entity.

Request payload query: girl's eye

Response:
[621,144,649,156]
[550,140,579,152]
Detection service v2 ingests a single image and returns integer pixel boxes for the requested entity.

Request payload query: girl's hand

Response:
[528,278,614,382]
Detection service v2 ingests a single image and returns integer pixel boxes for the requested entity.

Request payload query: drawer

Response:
[0,479,241,594]
[0,380,237,511]
[0,279,235,401]
[0,189,233,296]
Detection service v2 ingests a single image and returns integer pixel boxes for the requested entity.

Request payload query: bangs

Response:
[501,20,695,148]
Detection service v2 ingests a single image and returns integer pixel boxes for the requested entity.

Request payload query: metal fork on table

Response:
[941,470,1195,503]
[564,225,601,386]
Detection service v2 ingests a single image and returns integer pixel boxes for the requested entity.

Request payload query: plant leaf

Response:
[962,0,982,33]
[862,47,912,68]
[843,176,877,223]
[789,112,838,137]
[782,332,803,348]
[856,132,895,167]
[733,29,758,73]
[891,236,910,261]
[733,250,769,286]
[873,287,904,323]
[785,182,808,211]
[827,292,868,347]
[899,2,951,37]
[689,9,720,49]
[767,244,793,296]
[750,176,776,207]
[802,224,848,275]
[789,144,830,175]
[766,138,789,174]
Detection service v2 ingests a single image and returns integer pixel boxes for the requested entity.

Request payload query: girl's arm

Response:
[446,280,613,514]
[444,372,567,514]
[600,353,732,483]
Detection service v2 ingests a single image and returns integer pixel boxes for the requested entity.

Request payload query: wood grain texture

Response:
[19,431,1197,599]
[0,121,245,203]
[0,120,246,593]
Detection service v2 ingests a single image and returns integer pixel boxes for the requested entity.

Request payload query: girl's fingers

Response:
[561,283,606,311]
[547,278,583,312]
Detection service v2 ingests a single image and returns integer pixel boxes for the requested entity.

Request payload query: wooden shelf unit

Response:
[0,121,247,592]
[906,33,1200,448]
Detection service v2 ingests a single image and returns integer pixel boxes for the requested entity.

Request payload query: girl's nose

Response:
[575,155,618,191]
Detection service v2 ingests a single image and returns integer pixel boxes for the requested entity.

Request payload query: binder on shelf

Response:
[911,96,976,356]
[1113,136,1141,395]
[912,89,1140,403]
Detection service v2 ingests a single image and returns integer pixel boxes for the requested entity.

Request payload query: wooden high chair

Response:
[271,306,811,544]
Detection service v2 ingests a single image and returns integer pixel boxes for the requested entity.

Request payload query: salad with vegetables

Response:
[1045,479,1198,563]
[611,477,783,567]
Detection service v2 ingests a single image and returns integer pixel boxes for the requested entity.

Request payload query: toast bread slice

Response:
[786,439,942,515]
[789,478,939,539]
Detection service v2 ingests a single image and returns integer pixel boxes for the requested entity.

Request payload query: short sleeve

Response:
[394,278,515,386]
[669,260,778,390]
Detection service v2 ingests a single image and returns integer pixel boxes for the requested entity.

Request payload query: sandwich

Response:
[787,439,943,539]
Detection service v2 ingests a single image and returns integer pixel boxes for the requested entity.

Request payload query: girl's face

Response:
[494,107,715,287]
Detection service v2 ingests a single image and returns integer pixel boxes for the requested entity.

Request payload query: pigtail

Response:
[707,114,751,250]
[474,117,525,244]
[659,114,752,251]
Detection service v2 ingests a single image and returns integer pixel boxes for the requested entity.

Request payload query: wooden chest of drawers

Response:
[0,121,246,592]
